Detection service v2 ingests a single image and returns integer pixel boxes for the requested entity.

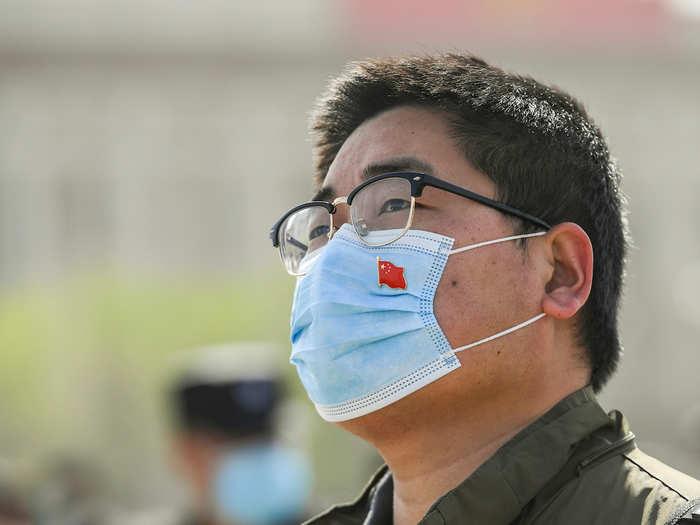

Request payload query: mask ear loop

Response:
[449,231,547,255]
[449,230,548,353]
[453,313,547,352]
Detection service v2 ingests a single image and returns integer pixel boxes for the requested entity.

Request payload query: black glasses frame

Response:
[269,172,551,248]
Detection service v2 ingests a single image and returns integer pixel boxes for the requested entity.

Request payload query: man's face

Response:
[173,432,228,506]
[321,105,547,433]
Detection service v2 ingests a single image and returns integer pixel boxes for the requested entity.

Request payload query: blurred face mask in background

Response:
[212,441,311,525]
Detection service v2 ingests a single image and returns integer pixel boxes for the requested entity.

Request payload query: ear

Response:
[541,222,593,320]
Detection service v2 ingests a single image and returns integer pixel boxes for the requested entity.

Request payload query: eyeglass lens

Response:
[279,206,332,275]
[350,177,412,240]
[279,177,413,274]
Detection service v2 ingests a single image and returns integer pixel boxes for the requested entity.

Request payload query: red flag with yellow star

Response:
[377,257,406,289]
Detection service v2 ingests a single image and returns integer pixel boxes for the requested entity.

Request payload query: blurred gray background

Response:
[0,0,699,519]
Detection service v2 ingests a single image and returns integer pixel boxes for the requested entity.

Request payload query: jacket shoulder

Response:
[624,448,700,501]
[530,450,700,524]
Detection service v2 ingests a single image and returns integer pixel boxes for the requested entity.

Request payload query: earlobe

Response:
[541,223,593,320]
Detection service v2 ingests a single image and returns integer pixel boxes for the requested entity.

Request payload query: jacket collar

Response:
[306,387,612,525]
[419,386,611,523]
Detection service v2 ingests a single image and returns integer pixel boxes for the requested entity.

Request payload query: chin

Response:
[334,411,387,441]
[332,383,447,445]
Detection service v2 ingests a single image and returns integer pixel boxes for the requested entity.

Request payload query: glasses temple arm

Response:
[424,178,552,230]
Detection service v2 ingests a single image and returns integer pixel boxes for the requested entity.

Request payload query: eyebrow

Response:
[312,186,336,203]
[312,156,435,202]
[362,156,435,180]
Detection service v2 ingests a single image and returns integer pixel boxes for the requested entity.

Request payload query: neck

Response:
[352,377,587,525]
[379,410,533,525]
[336,325,590,525]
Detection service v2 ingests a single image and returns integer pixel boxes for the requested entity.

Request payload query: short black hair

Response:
[310,54,628,392]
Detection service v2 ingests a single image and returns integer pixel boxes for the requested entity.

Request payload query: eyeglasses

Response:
[269,172,551,276]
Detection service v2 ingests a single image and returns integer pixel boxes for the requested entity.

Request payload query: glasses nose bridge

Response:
[330,196,351,235]
[331,196,348,207]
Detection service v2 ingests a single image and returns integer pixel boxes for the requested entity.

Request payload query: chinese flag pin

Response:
[377,256,407,289]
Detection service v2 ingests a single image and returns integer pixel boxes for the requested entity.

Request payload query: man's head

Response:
[310,54,628,394]
[167,345,287,523]
[170,370,312,525]
[170,374,280,509]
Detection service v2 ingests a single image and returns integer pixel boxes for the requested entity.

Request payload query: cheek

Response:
[433,252,494,346]
[433,249,532,347]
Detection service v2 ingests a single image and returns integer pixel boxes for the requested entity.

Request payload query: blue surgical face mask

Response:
[289,223,546,422]
[213,442,311,525]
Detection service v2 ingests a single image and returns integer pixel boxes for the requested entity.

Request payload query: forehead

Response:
[321,105,494,198]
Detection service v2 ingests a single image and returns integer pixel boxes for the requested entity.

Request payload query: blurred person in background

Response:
[0,459,32,525]
[168,346,311,525]
[269,54,700,524]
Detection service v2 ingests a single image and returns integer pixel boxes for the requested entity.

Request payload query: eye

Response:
[309,224,330,240]
[379,198,410,214]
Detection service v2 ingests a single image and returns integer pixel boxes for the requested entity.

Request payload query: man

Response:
[269,54,700,524]
[168,346,311,525]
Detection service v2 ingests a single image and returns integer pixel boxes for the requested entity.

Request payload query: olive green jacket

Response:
[307,387,700,525]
